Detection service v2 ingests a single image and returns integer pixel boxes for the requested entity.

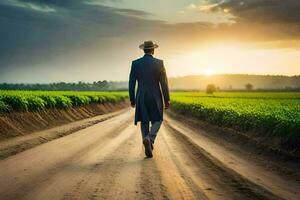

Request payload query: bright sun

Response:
[204,68,214,76]
[167,43,300,77]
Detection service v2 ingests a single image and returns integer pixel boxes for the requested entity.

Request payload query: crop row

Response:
[0,91,128,112]
[170,93,300,144]
[171,92,300,99]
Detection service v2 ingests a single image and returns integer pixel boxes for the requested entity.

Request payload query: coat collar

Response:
[144,54,153,57]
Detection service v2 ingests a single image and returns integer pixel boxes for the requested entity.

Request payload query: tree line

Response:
[0,81,127,91]
[0,81,299,92]
[206,83,254,94]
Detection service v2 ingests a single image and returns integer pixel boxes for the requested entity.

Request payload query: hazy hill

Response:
[169,74,300,90]
[1,75,299,91]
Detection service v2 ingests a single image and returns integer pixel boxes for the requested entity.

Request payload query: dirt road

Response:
[0,110,299,200]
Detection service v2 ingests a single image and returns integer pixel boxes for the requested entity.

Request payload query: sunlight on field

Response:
[170,92,300,139]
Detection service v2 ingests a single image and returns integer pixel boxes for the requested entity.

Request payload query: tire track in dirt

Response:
[24,122,136,200]
[154,127,208,200]
[165,113,300,200]
[1,110,299,200]
[163,122,284,200]
[0,111,133,200]
[74,127,143,200]
[139,155,170,200]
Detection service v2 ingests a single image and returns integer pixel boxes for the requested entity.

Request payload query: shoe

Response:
[150,140,154,150]
[143,138,153,158]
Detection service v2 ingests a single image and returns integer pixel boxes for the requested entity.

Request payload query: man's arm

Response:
[129,62,136,107]
[159,61,170,109]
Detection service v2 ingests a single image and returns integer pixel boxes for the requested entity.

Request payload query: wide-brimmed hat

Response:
[139,41,159,50]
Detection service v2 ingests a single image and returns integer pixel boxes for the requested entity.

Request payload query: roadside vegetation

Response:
[171,92,300,145]
[0,91,128,112]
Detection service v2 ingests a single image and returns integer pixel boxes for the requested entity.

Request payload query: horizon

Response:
[1,73,300,85]
[1,0,300,82]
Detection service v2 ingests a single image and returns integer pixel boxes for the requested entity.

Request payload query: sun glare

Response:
[204,68,214,76]
[167,43,300,77]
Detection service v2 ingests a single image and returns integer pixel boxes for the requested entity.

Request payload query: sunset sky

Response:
[1,0,300,83]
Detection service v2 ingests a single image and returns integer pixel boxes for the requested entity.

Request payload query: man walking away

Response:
[129,41,170,158]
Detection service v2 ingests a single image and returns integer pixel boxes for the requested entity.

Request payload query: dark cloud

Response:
[195,0,300,42]
[0,0,168,82]
[17,0,83,7]
[115,8,153,18]
[213,0,300,24]
[0,0,300,82]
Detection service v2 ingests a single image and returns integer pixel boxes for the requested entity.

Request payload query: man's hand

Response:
[131,101,135,108]
[165,101,170,109]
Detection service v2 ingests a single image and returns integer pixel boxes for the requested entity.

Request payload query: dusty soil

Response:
[0,101,128,141]
[168,109,300,158]
[166,110,300,163]
[0,108,129,159]
[0,110,299,200]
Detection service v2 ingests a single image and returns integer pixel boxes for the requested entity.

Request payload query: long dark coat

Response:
[129,54,170,125]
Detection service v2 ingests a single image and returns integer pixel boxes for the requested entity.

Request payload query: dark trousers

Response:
[140,121,162,143]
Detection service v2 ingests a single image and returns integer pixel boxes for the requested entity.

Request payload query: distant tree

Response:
[284,86,292,91]
[0,81,127,91]
[245,83,254,91]
[206,84,216,94]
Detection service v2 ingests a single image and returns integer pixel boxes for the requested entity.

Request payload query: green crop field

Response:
[171,92,300,142]
[0,90,128,112]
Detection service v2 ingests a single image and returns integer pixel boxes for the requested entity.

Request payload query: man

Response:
[129,41,170,158]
